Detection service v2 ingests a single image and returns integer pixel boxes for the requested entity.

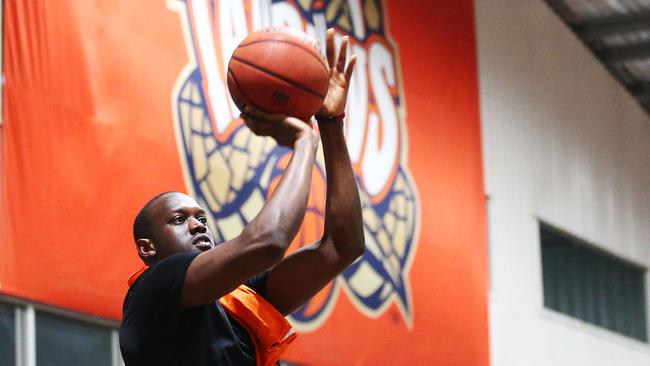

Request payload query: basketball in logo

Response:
[169,0,420,331]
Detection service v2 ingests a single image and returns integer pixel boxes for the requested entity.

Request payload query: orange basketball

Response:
[227,28,330,120]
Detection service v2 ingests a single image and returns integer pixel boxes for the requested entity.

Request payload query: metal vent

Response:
[544,0,650,114]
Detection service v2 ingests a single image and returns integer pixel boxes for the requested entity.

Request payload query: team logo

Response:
[169,0,420,330]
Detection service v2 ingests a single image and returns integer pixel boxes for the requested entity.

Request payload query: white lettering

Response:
[190,0,233,133]
[362,43,398,196]
[312,12,328,55]
[271,2,303,31]
[347,0,366,39]
[252,0,272,30]
[219,0,249,119]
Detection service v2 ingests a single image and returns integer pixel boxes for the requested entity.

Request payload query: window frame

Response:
[0,295,124,366]
[537,221,650,348]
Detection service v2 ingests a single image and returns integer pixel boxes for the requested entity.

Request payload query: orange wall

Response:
[2,1,487,364]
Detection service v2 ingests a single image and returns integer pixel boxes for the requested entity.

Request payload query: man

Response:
[119,29,364,365]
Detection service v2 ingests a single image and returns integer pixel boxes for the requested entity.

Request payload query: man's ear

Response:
[137,239,156,261]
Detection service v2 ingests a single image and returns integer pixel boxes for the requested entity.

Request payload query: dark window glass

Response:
[0,303,16,366]
[541,223,648,342]
[36,312,111,366]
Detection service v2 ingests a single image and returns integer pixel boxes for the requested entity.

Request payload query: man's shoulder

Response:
[123,251,201,318]
[133,251,200,289]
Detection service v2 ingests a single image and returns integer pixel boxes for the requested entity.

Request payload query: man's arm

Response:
[181,116,319,308]
[263,29,365,316]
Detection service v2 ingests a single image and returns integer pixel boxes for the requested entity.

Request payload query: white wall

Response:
[475,1,650,365]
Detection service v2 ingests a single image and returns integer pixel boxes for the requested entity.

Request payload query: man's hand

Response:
[316,28,357,118]
[240,105,319,149]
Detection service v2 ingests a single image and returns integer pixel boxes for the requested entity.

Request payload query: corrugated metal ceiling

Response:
[544,0,650,114]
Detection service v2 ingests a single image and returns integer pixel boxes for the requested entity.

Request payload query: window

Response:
[36,312,113,366]
[0,299,124,366]
[0,303,15,365]
[541,223,648,342]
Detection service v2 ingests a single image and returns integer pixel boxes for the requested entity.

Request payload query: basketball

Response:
[227,28,330,120]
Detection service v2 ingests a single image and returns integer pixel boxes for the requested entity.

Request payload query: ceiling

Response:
[544,0,650,114]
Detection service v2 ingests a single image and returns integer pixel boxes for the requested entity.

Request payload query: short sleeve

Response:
[122,251,200,331]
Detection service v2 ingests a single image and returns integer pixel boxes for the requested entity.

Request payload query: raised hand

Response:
[316,28,357,119]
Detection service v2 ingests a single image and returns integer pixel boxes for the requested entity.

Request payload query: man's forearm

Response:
[246,135,318,254]
[319,121,365,261]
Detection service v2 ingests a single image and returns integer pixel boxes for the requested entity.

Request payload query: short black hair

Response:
[133,191,178,242]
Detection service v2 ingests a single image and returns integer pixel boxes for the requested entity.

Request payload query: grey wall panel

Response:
[475,0,650,365]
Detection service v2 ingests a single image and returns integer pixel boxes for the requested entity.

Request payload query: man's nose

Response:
[188,217,207,234]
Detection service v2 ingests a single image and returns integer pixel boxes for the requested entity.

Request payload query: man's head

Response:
[133,192,214,265]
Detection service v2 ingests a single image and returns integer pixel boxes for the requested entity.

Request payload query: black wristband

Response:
[315,113,345,123]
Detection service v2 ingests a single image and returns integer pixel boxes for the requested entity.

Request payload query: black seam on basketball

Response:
[231,55,326,99]
[236,39,329,76]
[228,68,264,112]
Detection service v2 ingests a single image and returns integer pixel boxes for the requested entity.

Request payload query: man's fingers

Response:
[242,115,273,136]
[244,105,265,120]
[325,28,336,69]
[242,116,261,135]
[337,36,349,73]
[280,116,308,132]
[344,54,357,82]
[244,105,285,124]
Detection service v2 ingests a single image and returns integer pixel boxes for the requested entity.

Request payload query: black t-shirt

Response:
[119,251,268,366]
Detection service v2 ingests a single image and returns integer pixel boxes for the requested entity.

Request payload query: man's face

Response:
[148,193,215,261]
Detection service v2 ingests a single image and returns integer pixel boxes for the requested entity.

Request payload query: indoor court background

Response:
[1,0,649,365]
